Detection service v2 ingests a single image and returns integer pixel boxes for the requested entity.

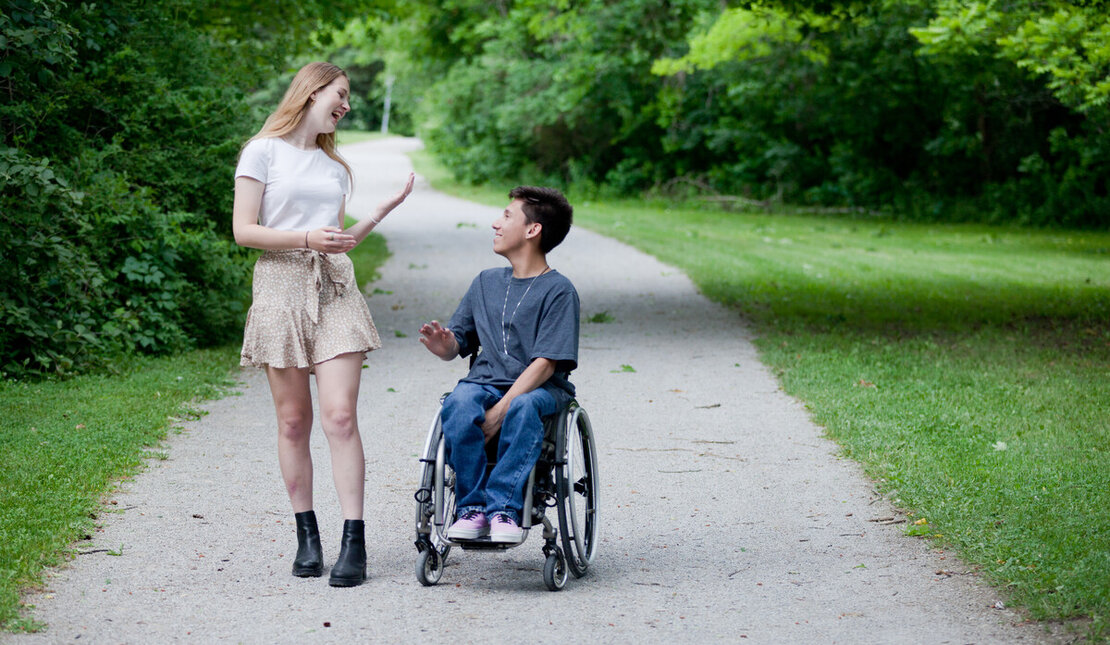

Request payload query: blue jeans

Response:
[440,381,567,524]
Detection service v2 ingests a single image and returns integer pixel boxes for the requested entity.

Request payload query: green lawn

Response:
[410,150,1110,639]
[0,348,240,631]
[0,230,389,632]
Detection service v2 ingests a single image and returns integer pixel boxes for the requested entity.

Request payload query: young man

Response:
[419,186,579,544]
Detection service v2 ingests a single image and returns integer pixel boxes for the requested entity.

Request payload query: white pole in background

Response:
[380,75,395,134]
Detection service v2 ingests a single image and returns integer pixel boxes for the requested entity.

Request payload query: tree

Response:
[0,0,388,378]
[386,0,717,188]
[647,0,1109,225]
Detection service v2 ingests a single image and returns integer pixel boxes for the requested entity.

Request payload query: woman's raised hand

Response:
[393,172,416,205]
[373,172,416,222]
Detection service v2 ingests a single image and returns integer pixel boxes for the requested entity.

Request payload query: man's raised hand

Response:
[419,320,459,360]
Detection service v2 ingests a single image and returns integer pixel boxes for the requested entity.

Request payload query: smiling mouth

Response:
[331,110,343,123]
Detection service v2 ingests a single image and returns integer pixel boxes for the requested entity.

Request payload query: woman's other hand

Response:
[309,226,356,253]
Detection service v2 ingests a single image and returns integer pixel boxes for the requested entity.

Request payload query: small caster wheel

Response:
[416,548,444,586]
[543,551,567,591]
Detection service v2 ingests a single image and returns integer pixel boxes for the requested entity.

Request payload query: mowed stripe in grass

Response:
[586,202,1107,327]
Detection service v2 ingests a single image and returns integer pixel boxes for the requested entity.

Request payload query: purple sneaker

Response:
[489,513,523,544]
[447,510,489,540]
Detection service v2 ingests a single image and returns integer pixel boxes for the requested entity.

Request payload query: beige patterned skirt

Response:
[240,250,382,369]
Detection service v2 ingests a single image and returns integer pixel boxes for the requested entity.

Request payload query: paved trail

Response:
[8,138,1051,644]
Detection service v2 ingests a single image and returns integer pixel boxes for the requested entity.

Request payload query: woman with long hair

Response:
[232,61,414,587]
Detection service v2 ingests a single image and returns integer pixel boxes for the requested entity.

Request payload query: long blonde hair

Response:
[247,61,354,183]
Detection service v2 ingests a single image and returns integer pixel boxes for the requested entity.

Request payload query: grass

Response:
[409,151,1110,639]
[0,348,239,631]
[0,227,390,632]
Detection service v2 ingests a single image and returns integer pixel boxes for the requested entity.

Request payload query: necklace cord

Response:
[500,267,550,355]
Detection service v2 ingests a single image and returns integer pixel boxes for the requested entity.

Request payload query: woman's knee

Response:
[277,411,312,443]
[321,406,357,440]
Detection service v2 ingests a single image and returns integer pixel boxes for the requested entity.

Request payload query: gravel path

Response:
[6,137,1054,644]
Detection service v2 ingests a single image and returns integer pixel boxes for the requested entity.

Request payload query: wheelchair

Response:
[413,394,599,590]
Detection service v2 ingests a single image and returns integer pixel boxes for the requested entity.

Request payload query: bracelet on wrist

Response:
[304,230,310,249]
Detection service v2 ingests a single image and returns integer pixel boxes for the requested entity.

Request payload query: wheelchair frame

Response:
[413,397,599,590]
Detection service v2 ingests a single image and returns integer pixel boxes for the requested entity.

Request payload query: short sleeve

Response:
[532,284,579,372]
[235,139,269,183]
[448,275,481,358]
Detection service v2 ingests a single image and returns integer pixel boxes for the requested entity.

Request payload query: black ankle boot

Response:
[292,511,323,577]
[328,519,367,587]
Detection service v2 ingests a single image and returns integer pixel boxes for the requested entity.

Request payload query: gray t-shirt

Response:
[448,267,579,396]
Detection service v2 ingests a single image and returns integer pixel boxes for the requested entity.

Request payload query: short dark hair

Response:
[509,186,573,253]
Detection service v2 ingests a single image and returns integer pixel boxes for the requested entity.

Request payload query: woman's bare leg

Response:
[313,353,366,520]
[265,365,315,512]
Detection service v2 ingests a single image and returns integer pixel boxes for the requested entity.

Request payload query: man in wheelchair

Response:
[419,186,579,545]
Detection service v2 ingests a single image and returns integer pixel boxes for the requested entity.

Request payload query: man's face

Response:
[492,198,537,256]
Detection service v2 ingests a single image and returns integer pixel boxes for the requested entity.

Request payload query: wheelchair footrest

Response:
[454,535,528,551]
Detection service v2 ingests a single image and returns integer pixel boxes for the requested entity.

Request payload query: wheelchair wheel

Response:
[543,550,568,591]
[414,412,455,584]
[435,440,458,539]
[416,548,444,586]
[554,404,599,578]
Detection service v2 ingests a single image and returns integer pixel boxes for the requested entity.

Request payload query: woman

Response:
[232,61,414,587]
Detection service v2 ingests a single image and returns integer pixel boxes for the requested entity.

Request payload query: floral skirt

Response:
[240,250,381,369]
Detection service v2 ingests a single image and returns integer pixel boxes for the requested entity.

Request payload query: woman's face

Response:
[308,76,351,134]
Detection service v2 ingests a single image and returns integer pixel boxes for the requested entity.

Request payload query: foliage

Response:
[0,146,249,376]
[0,0,386,379]
[325,16,417,135]
[908,0,1110,226]
[651,5,834,75]
[387,0,716,189]
[381,0,1110,227]
[915,1,1110,115]
[648,0,1110,226]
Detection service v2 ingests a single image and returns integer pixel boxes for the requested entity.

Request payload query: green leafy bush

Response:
[390,1,1110,227]
[0,0,268,378]
[401,0,711,189]
[0,147,251,377]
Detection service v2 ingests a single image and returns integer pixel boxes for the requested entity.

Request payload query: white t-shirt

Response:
[235,137,351,231]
